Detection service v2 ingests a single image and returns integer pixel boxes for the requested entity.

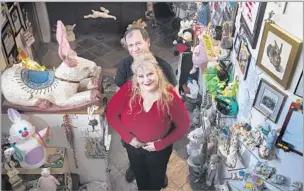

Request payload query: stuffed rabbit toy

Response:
[4,161,26,191]
[4,108,50,169]
[38,168,60,191]
[191,32,209,74]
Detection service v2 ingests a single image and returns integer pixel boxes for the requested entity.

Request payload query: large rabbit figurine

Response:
[1,20,101,110]
[4,108,50,169]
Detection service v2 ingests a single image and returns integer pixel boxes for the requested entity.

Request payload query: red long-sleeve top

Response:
[106,81,190,151]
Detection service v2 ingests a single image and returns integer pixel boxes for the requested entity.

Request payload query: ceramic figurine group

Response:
[225,134,238,168]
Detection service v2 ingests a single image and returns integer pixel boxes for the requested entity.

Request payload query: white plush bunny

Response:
[4,108,50,169]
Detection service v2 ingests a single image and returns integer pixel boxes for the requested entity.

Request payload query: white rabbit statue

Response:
[4,108,50,169]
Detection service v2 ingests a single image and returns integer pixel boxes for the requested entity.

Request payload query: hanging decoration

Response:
[61,114,78,169]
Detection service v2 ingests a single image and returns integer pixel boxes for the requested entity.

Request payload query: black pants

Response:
[125,143,173,191]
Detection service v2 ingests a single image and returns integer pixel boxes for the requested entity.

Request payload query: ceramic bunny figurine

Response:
[65,24,76,42]
[4,108,50,169]
[206,154,221,186]
[38,168,60,191]
[186,127,204,156]
[84,7,116,20]
[191,32,208,74]
[4,161,26,191]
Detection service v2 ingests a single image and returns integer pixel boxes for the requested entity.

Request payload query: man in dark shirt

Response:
[115,27,177,188]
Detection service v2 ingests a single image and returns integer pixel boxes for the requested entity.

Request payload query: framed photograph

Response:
[234,33,241,54]
[294,72,303,98]
[6,2,14,11]
[240,2,267,49]
[9,5,22,36]
[256,22,303,89]
[276,102,303,156]
[1,20,16,58]
[237,41,251,80]
[253,79,287,123]
[1,2,8,26]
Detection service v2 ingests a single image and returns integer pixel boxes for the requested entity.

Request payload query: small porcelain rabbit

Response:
[4,108,50,169]
[38,168,60,191]
[4,161,26,191]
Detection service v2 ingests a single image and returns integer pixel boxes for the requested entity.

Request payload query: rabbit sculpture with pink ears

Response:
[4,108,50,169]
[1,20,101,109]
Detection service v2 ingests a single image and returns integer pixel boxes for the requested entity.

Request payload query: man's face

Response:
[125,30,150,58]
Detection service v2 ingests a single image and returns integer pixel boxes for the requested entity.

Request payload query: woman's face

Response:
[136,65,159,92]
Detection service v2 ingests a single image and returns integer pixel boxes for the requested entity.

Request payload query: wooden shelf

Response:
[2,147,69,175]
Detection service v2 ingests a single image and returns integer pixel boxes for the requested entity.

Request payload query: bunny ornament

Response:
[4,108,50,169]
[38,168,60,191]
[190,32,209,74]
[4,161,26,191]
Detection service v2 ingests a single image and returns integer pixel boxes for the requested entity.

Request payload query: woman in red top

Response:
[106,53,190,191]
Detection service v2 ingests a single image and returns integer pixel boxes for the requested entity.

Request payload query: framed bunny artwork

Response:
[256,22,303,89]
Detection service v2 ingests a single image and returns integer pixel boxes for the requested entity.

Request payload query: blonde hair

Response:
[129,53,174,115]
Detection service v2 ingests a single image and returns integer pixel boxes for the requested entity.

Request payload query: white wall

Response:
[1,114,108,184]
[232,2,303,183]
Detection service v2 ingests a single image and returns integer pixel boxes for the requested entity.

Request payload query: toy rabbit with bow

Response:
[4,108,50,169]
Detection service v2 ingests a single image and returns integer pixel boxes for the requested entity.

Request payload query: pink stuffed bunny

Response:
[191,33,208,74]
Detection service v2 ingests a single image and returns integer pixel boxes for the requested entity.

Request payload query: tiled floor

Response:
[38,18,194,191]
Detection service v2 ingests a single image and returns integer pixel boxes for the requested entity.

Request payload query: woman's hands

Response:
[129,137,145,148]
[142,142,156,152]
[129,138,160,152]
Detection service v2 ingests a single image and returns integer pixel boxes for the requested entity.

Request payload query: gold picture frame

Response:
[256,22,303,89]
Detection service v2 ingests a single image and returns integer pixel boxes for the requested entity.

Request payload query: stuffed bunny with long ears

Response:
[4,108,50,169]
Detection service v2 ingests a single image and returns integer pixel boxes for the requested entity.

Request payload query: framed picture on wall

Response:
[1,20,16,59]
[253,79,287,123]
[9,5,22,36]
[256,22,303,89]
[231,3,239,37]
[234,33,241,54]
[237,41,251,80]
[6,2,15,11]
[240,2,267,49]
[1,2,8,26]
[294,72,303,98]
[276,101,303,156]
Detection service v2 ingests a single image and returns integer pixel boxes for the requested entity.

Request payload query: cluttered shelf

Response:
[224,169,290,191]
[2,147,69,175]
[1,102,105,115]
